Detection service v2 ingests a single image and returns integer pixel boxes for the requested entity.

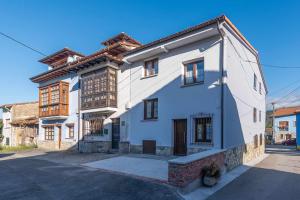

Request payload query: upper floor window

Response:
[279,121,289,131]
[259,110,262,122]
[144,98,158,120]
[81,68,117,110]
[259,82,262,94]
[144,58,158,77]
[253,73,257,90]
[294,121,296,127]
[184,60,204,85]
[5,119,10,128]
[253,107,257,122]
[39,81,69,117]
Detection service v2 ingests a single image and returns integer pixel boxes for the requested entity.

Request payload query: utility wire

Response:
[246,60,300,69]
[0,31,47,56]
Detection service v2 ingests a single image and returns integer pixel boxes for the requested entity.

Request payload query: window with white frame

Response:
[144,58,158,77]
[184,60,204,85]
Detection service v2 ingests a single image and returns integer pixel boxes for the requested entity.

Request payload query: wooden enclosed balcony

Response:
[39,81,69,118]
[81,67,117,110]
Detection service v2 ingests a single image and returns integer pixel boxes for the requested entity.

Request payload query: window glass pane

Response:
[185,64,194,84]
[196,61,204,82]
[153,100,158,118]
[146,101,152,118]
[154,59,158,74]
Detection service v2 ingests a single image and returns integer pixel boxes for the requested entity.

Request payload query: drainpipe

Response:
[217,20,225,149]
[77,75,81,152]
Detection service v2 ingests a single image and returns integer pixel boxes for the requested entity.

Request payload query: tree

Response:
[0,120,3,142]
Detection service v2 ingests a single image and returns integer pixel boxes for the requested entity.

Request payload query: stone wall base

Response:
[130,144,173,156]
[37,140,76,151]
[225,141,265,171]
[79,141,111,153]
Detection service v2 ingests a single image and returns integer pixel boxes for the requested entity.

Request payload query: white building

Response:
[31,15,266,156]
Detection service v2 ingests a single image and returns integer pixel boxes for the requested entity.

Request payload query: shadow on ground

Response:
[0,150,181,200]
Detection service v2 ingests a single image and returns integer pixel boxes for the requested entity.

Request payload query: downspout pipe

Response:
[217,20,225,149]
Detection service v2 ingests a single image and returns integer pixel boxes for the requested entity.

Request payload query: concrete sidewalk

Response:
[82,155,169,181]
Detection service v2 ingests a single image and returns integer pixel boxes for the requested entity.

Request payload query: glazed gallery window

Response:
[144,98,158,120]
[195,117,212,143]
[144,58,158,77]
[184,60,204,85]
[45,126,54,140]
[39,82,69,117]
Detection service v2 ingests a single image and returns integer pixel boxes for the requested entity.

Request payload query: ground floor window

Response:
[5,137,9,145]
[45,126,54,140]
[254,134,258,148]
[194,117,212,143]
[144,98,158,120]
[66,124,74,138]
[83,119,106,136]
[259,133,263,146]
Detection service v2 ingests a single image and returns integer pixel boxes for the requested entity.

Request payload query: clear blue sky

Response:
[0,0,299,109]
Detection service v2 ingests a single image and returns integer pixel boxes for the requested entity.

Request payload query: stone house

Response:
[31,15,266,161]
[0,102,39,146]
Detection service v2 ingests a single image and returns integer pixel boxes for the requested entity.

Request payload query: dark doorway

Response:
[111,118,120,149]
[58,126,62,149]
[174,119,187,156]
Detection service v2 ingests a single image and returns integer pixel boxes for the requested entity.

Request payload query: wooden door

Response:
[174,119,187,156]
[111,118,120,149]
[58,126,62,149]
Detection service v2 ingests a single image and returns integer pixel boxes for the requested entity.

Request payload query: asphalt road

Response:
[0,154,181,200]
[208,145,300,200]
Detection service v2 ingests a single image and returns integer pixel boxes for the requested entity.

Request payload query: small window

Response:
[144,58,158,77]
[259,82,262,94]
[67,125,74,138]
[253,108,257,123]
[5,119,10,128]
[184,60,204,85]
[254,134,258,148]
[279,121,289,131]
[45,126,54,140]
[144,98,158,120]
[5,137,9,146]
[195,117,212,143]
[253,74,257,90]
[259,110,262,122]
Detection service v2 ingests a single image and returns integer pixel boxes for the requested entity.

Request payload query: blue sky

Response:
[0,0,299,110]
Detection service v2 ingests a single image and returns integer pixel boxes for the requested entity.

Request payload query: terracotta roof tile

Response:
[273,106,300,117]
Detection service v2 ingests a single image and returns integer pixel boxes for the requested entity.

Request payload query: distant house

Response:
[273,106,299,143]
[0,102,39,146]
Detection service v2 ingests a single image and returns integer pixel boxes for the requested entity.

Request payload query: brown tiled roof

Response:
[0,101,38,109]
[273,106,300,117]
[124,15,257,56]
[101,32,141,46]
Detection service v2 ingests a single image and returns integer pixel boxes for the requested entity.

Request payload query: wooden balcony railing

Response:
[39,103,69,117]
[81,91,117,110]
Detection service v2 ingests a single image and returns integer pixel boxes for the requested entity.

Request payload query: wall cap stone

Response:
[169,149,226,165]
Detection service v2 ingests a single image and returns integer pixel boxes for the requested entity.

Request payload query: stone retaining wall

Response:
[168,140,265,189]
[37,140,76,151]
[79,141,111,153]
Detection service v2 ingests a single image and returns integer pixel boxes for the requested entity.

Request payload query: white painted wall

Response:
[1,110,12,146]
[222,23,266,148]
[116,35,223,149]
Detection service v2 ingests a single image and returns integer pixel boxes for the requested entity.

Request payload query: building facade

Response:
[31,15,266,157]
[0,102,39,146]
[273,106,298,143]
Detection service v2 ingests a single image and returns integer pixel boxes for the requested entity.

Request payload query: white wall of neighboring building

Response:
[222,23,266,148]
[116,35,223,149]
[2,109,12,146]
[38,73,79,149]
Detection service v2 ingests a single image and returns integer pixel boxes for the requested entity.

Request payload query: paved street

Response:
[208,145,300,200]
[0,151,181,200]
